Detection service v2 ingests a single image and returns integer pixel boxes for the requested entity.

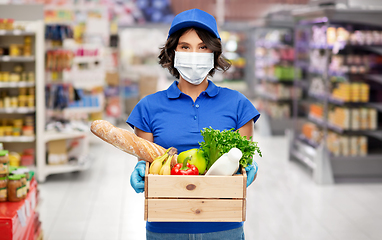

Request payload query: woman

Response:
[127,8,260,240]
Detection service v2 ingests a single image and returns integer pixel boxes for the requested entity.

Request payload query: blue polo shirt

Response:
[127,80,260,234]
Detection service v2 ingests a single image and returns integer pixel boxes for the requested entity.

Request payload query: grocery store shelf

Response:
[307,115,382,139]
[260,76,294,83]
[0,56,35,62]
[255,41,290,49]
[44,160,91,176]
[0,107,36,114]
[295,60,309,69]
[0,29,35,36]
[0,82,35,88]
[331,154,382,161]
[362,46,382,55]
[44,131,87,142]
[72,56,102,63]
[367,103,382,112]
[0,136,35,142]
[297,134,319,148]
[308,92,374,106]
[366,74,382,85]
[255,88,293,101]
[331,153,382,177]
[290,148,316,169]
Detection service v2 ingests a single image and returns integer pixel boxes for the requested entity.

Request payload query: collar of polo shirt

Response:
[167,80,220,99]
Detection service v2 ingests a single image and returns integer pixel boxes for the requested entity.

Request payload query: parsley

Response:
[199,127,262,170]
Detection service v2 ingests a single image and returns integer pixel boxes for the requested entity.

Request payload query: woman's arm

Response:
[135,127,154,142]
[134,128,154,162]
[238,120,257,183]
[238,120,254,140]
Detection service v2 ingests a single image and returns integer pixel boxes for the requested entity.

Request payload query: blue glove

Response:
[130,161,146,193]
[245,161,258,187]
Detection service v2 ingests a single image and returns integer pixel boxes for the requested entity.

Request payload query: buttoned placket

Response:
[192,93,205,126]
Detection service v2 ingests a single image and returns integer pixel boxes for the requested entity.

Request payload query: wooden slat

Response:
[144,162,149,199]
[144,199,148,221]
[146,199,244,222]
[242,167,247,221]
[147,174,245,198]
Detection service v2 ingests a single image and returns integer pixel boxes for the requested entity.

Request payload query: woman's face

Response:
[175,29,213,53]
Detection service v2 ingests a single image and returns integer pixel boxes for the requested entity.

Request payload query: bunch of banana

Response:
[149,147,177,175]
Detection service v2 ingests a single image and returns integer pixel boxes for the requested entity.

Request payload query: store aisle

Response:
[38,128,382,240]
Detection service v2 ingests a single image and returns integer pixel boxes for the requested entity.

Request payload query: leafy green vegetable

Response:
[199,127,262,170]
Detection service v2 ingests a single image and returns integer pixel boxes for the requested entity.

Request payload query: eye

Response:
[200,45,208,49]
[181,46,189,49]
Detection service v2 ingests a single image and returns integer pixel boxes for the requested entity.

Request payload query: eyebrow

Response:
[177,42,206,46]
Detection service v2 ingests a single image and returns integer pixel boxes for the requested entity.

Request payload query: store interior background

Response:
[1,0,382,239]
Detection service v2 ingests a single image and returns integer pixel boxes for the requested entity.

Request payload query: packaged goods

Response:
[9,152,21,167]
[0,150,9,175]
[369,109,377,130]
[360,108,368,130]
[7,175,23,202]
[20,174,27,198]
[359,136,367,156]
[2,72,9,82]
[340,136,350,156]
[350,137,358,156]
[351,109,360,130]
[205,148,242,176]
[0,177,7,202]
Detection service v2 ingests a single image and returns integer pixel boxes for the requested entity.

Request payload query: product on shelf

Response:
[46,49,74,72]
[261,82,302,100]
[0,176,6,202]
[20,149,34,166]
[331,82,370,102]
[7,174,23,202]
[0,87,35,109]
[257,99,291,119]
[9,152,21,167]
[328,107,377,130]
[0,19,14,30]
[0,149,9,177]
[311,25,382,47]
[0,117,35,137]
[302,122,320,142]
[309,103,324,119]
[45,24,74,48]
[327,132,368,157]
[301,122,369,157]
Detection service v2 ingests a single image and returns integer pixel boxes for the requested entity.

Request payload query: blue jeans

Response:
[146,226,245,240]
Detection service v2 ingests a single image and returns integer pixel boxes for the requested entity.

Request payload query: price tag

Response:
[0,30,6,35]
[30,192,36,209]
[17,205,27,227]
[25,199,31,217]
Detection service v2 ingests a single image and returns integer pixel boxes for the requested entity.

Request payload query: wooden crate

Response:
[144,162,247,222]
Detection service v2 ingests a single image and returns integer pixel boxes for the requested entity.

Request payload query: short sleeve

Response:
[126,97,152,133]
[236,92,260,129]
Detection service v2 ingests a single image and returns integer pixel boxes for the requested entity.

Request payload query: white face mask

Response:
[174,51,214,85]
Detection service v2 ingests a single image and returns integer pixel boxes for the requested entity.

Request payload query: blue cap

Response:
[168,9,221,40]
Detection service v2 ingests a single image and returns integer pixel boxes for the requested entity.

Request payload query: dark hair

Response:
[158,27,231,79]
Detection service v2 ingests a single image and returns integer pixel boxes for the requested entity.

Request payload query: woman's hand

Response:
[130,128,153,193]
[130,161,146,193]
[245,161,258,187]
[238,120,259,187]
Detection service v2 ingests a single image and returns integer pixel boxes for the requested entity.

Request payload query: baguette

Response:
[90,120,177,165]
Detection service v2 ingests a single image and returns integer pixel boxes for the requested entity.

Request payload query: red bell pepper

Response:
[171,156,199,175]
